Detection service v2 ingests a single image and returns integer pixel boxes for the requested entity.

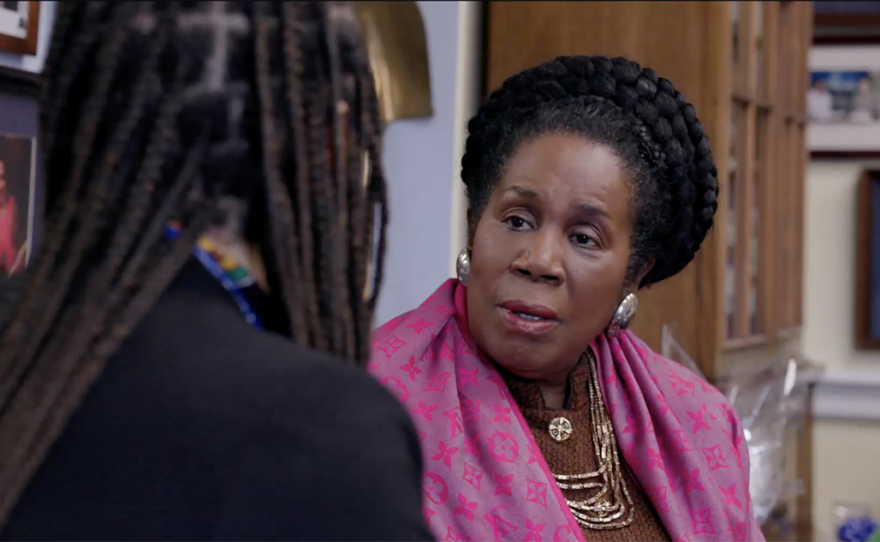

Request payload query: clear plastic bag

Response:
[661,324,807,525]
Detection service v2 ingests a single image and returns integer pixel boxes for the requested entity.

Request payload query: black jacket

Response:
[2,260,433,541]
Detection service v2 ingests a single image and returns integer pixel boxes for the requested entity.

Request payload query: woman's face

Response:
[466,133,635,386]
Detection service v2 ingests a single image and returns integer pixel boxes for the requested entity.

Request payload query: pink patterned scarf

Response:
[369,279,764,542]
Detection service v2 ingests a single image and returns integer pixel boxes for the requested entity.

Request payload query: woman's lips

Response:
[498,301,559,337]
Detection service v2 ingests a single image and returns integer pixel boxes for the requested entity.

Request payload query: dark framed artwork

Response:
[815,2,880,30]
[0,1,40,55]
[808,44,880,158]
[0,65,40,277]
[855,170,880,349]
[0,130,35,275]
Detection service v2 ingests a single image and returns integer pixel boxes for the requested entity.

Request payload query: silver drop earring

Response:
[606,293,638,337]
[456,248,472,284]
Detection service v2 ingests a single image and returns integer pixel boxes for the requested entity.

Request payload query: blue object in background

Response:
[811,71,871,93]
[838,516,879,542]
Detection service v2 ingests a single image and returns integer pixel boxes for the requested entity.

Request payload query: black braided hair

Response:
[0,1,387,528]
[462,56,718,287]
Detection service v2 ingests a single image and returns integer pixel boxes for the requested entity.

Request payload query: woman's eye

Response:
[505,216,529,230]
[573,233,596,247]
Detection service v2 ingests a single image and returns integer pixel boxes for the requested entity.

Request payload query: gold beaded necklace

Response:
[549,349,634,530]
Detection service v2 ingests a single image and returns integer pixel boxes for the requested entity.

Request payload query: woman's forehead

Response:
[496,134,631,217]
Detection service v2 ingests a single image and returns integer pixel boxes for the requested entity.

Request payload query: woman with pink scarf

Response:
[370,56,763,542]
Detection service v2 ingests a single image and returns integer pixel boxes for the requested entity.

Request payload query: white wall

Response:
[0,2,56,73]
[804,161,880,536]
[804,161,880,371]
[373,1,481,326]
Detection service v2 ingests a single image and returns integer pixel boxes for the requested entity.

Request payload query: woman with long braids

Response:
[0,2,431,540]
[370,56,764,541]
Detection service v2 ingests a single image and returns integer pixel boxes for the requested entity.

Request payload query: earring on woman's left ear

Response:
[456,248,471,284]
[606,293,638,337]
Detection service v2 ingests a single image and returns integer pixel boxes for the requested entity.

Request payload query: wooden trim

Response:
[0,2,41,55]
[733,103,753,339]
[700,0,734,379]
[733,3,758,339]
[760,2,779,341]
[795,3,813,327]
[795,383,815,542]
[735,2,757,97]
[784,112,807,124]
[785,121,798,329]
[855,170,880,350]
[793,123,806,326]
[732,91,773,110]
[0,65,41,97]
[723,334,769,351]
[774,0,812,332]
[775,1,791,336]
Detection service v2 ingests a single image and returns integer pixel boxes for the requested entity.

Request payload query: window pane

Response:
[749,111,769,336]
[726,106,738,340]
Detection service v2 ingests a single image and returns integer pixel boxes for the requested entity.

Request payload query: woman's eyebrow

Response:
[505,185,539,198]
[576,203,611,220]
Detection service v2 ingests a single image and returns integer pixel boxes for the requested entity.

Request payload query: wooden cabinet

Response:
[726,1,812,352]
[485,2,814,539]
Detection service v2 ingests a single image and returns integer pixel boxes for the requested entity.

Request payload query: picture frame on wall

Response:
[0,65,41,278]
[0,130,35,276]
[814,1,880,29]
[856,169,880,350]
[808,44,880,158]
[0,1,40,55]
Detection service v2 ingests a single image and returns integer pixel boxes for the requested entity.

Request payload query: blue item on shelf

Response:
[838,516,879,542]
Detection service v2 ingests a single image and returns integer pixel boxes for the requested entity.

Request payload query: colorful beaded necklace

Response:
[165,221,263,329]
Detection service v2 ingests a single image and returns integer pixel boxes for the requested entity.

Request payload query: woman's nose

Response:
[512,232,565,284]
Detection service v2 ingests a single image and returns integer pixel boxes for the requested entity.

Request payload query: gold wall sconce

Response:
[354,1,434,124]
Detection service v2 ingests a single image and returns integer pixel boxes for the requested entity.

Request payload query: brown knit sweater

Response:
[502,359,670,542]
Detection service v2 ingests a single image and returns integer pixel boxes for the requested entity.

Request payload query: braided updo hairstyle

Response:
[462,56,718,287]
[0,1,386,527]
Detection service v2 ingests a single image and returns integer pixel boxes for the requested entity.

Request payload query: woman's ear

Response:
[633,258,655,290]
[466,207,476,249]
[626,258,655,292]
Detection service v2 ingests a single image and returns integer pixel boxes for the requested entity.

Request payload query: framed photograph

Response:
[0,66,40,278]
[807,45,880,158]
[0,1,40,55]
[856,170,880,349]
[0,131,35,276]
[815,1,880,29]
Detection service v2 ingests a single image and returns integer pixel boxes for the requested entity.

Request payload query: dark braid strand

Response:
[280,1,320,345]
[0,1,387,529]
[461,56,719,287]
